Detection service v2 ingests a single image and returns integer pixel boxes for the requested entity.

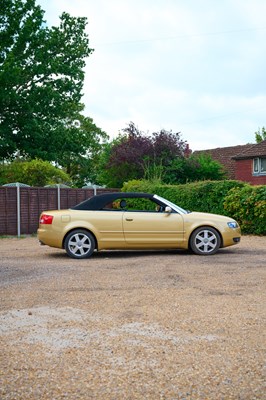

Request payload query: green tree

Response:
[0,0,93,161]
[97,122,187,187]
[166,154,226,184]
[96,122,225,187]
[96,134,140,188]
[96,140,120,187]
[54,115,108,187]
[255,127,266,143]
[0,159,71,186]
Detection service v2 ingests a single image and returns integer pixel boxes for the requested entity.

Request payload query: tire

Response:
[190,226,221,255]
[65,229,95,259]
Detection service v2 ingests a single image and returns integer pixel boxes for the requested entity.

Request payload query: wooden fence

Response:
[0,186,118,236]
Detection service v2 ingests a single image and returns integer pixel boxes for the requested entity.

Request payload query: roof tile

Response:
[232,140,266,159]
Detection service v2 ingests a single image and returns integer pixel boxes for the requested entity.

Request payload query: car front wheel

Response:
[65,229,95,259]
[190,226,221,255]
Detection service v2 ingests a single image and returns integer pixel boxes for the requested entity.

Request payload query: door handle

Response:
[125,218,133,221]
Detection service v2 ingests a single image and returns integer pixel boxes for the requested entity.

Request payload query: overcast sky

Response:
[38,0,266,151]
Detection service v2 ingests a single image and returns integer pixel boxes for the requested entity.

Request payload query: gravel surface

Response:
[0,236,265,399]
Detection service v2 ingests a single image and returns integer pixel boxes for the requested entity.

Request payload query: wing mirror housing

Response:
[164,206,172,214]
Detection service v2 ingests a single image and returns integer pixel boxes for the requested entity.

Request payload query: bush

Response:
[122,179,266,235]
[0,159,71,187]
[224,185,266,235]
[122,179,245,215]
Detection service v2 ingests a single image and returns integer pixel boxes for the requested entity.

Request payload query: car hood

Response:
[186,211,236,223]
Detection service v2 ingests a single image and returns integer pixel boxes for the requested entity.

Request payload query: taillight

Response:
[40,214,54,224]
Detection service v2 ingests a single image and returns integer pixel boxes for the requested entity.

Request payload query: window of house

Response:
[261,158,266,172]
[253,158,259,173]
[253,158,266,174]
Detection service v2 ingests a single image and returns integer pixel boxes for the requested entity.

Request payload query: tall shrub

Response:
[123,179,245,215]
[224,185,266,235]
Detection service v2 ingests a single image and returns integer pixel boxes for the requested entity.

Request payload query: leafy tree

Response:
[0,0,93,161]
[108,123,154,185]
[0,159,71,186]
[98,122,187,187]
[54,115,108,187]
[255,127,266,143]
[190,154,226,181]
[166,154,226,184]
[152,129,187,164]
[96,139,123,187]
[96,122,225,187]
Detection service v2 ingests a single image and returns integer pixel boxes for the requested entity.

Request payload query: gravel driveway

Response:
[0,236,265,399]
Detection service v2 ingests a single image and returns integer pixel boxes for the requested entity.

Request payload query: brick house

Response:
[194,140,266,185]
[232,140,266,185]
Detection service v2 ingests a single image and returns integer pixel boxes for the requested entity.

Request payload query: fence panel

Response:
[0,187,17,235]
[0,186,118,236]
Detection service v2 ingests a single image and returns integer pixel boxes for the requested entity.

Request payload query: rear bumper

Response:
[37,227,63,249]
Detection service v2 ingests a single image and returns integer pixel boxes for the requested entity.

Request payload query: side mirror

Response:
[164,206,172,213]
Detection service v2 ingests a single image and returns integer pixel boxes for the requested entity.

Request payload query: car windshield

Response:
[154,195,188,214]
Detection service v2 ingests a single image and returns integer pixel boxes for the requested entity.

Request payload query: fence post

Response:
[16,182,21,238]
[57,184,61,210]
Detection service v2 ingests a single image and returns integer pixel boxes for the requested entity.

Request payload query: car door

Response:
[122,210,184,247]
[81,210,125,248]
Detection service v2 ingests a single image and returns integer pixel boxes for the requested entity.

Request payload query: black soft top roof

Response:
[71,192,155,210]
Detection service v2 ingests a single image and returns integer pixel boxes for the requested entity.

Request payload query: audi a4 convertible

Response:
[37,192,241,258]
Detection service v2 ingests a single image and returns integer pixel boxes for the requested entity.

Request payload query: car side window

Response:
[123,198,159,212]
[102,197,163,212]
[102,199,128,211]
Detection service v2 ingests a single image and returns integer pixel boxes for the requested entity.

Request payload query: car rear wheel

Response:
[190,226,221,255]
[65,229,95,259]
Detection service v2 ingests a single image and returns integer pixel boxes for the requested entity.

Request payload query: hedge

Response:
[122,179,266,235]
[224,185,266,235]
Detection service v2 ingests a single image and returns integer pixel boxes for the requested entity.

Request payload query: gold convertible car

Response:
[38,192,241,258]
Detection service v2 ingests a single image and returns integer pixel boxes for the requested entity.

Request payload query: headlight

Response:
[227,221,238,229]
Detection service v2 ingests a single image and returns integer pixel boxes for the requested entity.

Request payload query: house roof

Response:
[193,144,253,178]
[232,140,266,159]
